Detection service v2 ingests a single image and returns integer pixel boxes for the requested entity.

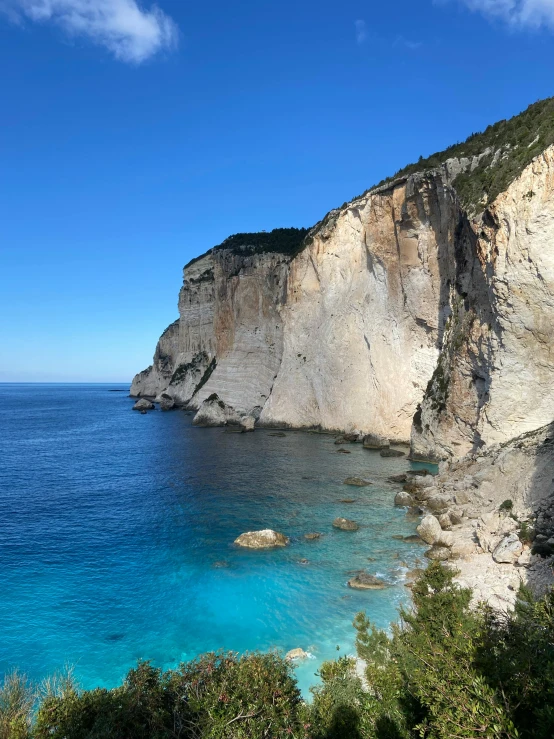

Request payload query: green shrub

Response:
[499,499,514,512]
[0,671,34,739]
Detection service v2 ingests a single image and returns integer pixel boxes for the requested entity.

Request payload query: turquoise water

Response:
[0,384,429,695]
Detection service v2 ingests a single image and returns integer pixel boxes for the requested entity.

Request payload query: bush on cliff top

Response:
[369,96,554,214]
[3,564,554,738]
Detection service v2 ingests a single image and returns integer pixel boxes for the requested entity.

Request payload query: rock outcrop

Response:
[132,99,554,461]
[234,530,289,549]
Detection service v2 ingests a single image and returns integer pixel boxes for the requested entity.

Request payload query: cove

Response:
[0,384,429,695]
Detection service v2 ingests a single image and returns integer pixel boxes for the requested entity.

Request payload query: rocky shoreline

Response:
[132,391,554,610]
[394,422,554,610]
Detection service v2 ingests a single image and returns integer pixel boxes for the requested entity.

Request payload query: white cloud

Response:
[393,34,422,49]
[0,0,178,63]
[453,0,554,30]
[355,19,367,44]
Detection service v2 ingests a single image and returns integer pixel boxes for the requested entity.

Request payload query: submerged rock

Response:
[234,529,289,549]
[304,532,321,540]
[348,573,387,590]
[337,448,351,454]
[338,498,357,504]
[343,477,372,487]
[380,448,405,457]
[133,398,154,411]
[269,431,287,437]
[333,517,359,531]
[388,473,408,483]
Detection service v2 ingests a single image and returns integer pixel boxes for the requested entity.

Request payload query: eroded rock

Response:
[234,529,289,549]
[348,573,387,590]
[333,517,359,531]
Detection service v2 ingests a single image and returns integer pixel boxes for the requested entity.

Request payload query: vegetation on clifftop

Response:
[214,227,309,258]
[370,97,554,214]
[3,564,553,738]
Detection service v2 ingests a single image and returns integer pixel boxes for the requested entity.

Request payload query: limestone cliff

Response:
[132,98,554,459]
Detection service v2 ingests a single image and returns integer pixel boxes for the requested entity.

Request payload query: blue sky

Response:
[1,0,554,382]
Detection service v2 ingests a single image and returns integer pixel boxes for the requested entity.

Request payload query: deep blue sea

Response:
[0,384,430,695]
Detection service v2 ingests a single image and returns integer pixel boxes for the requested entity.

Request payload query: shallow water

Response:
[0,384,431,695]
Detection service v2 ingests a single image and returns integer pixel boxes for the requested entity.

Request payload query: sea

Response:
[0,383,431,695]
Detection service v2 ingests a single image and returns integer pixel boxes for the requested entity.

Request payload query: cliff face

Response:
[412,145,554,459]
[131,248,289,415]
[132,100,554,461]
[260,173,459,439]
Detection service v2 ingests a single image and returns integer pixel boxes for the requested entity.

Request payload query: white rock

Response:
[492,533,523,564]
[416,515,443,545]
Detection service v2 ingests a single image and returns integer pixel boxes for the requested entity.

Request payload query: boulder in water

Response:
[304,532,322,540]
[239,415,255,432]
[234,529,289,549]
[133,398,154,411]
[348,573,387,590]
[343,477,372,487]
[333,517,359,531]
[362,433,389,449]
[394,491,415,507]
[159,393,175,411]
[193,394,239,427]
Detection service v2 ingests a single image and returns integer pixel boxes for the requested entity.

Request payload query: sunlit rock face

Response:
[412,145,554,460]
[260,173,459,440]
[132,145,554,460]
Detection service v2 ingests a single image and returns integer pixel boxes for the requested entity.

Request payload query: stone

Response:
[362,434,389,449]
[304,532,321,540]
[450,540,475,559]
[343,477,372,487]
[449,509,464,526]
[426,494,451,512]
[286,648,308,661]
[402,534,425,544]
[438,513,452,530]
[333,517,359,531]
[395,492,415,507]
[140,409,147,414]
[380,448,405,457]
[343,433,360,442]
[492,533,523,564]
[159,393,175,411]
[239,415,255,432]
[388,473,408,483]
[337,448,351,454]
[133,398,154,411]
[348,573,387,590]
[425,545,451,561]
[454,490,472,505]
[234,529,289,549]
[193,394,239,427]
[416,515,443,545]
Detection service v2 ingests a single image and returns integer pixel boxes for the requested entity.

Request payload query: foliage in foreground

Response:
[2,563,554,738]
